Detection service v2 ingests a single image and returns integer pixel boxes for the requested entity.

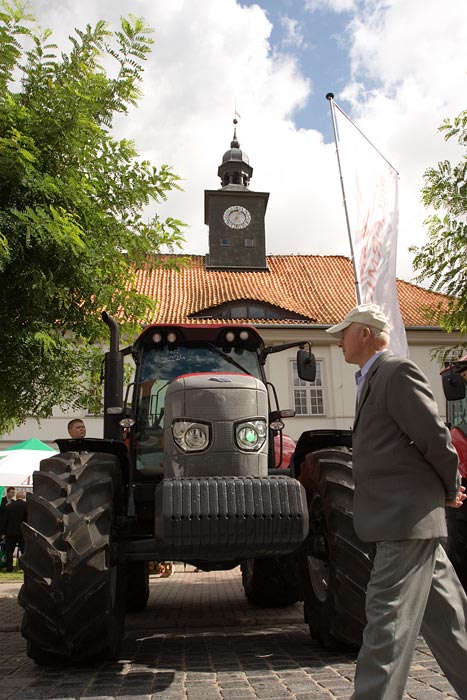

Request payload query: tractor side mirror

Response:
[297,349,316,383]
[442,372,465,401]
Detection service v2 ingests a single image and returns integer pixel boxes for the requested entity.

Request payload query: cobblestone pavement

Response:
[0,566,460,700]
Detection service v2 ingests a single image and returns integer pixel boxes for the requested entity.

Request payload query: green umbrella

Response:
[3,438,56,452]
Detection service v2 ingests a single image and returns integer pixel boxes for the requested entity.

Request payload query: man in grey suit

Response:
[327,303,467,700]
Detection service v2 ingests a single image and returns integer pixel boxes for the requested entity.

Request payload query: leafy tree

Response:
[0,1,187,433]
[412,108,467,339]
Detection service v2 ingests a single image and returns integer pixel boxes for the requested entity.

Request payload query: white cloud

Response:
[305,0,357,12]
[21,0,467,283]
[280,15,307,49]
[339,0,467,279]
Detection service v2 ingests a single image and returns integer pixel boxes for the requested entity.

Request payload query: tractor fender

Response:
[451,427,467,479]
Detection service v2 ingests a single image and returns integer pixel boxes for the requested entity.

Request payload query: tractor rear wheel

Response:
[125,561,150,612]
[19,451,125,665]
[296,447,373,648]
[241,555,301,607]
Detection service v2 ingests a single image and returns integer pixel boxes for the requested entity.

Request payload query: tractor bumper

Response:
[153,475,309,561]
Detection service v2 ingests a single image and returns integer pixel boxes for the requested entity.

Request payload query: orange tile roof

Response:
[135,255,449,328]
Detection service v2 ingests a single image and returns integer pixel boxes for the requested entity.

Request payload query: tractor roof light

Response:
[167,331,177,344]
[225,331,235,343]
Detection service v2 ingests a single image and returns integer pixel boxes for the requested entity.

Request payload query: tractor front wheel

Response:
[125,561,150,612]
[296,447,373,648]
[19,451,125,665]
[241,556,301,607]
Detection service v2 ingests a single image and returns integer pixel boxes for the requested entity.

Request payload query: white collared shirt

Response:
[355,350,387,403]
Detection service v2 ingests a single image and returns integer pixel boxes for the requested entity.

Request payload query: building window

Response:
[244,238,254,247]
[291,360,325,416]
[220,238,230,246]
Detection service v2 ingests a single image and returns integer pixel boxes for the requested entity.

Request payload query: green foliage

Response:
[411,107,467,338]
[0,2,187,433]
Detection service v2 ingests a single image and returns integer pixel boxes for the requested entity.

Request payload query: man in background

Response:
[67,419,86,439]
[0,486,16,541]
[0,486,15,508]
[2,490,27,572]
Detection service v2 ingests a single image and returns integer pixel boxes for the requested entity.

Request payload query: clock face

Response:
[223,205,251,229]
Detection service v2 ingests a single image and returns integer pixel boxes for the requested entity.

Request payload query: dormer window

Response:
[190,300,311,321]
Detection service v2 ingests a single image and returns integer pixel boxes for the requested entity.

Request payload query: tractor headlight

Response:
[172,420,211,452]
[235,419,267,451]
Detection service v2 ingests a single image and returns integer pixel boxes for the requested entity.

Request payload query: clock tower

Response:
[205,121,269,270]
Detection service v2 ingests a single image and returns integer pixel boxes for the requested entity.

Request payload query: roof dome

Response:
[222,127,249,164]
[217,119,253,189]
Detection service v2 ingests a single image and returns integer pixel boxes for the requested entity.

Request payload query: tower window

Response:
[244,239,254,247]
[220,238,230,247]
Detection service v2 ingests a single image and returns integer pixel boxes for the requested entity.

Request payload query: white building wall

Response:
[0,327,462,449]
[260,327,459,442]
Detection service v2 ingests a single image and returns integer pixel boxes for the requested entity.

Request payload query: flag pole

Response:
[326,92,362,305]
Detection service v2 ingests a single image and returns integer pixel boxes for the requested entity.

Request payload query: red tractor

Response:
[441,358,467,590]
[19,314,372,664]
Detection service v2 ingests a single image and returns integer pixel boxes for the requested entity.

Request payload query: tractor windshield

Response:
[134,343,263,476]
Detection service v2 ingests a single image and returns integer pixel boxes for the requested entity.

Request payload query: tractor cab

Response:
[132,324,266,477]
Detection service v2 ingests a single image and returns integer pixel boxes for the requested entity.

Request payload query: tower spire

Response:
[231,118,240,148]
[218,118,252,189]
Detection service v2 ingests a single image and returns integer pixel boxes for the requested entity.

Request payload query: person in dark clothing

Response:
[0,486,16,508]
[0,487,16,542]
[3,490,27,572]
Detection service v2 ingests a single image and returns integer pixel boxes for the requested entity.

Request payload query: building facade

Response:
[1,124,461,448]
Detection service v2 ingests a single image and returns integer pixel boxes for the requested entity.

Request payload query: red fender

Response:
[273,433,296,469]
[450,427,467,479]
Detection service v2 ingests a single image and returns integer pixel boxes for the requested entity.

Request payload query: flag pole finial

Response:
[326,92,335,101]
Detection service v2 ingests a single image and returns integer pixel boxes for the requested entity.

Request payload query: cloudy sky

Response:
[30,0,467,283]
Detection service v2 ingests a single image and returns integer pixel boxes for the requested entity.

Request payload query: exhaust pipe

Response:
[101,312,124,440]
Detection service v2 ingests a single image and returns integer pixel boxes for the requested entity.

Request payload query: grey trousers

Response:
[351,538,467,700]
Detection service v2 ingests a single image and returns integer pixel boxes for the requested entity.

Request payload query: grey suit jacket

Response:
[352,352,460,542]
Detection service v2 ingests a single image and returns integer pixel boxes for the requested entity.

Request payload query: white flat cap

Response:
[326,303,391,339]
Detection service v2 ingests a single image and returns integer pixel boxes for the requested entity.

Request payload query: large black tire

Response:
[125,561,150,612]
[241,555,301,607]
[446,479,467,592]
[19,451,125,665]
[295,447,373,649]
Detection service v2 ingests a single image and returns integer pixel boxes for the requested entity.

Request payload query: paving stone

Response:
[0,570,462,700]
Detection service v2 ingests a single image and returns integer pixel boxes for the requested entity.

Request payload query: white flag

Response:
[332,101,408,358]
